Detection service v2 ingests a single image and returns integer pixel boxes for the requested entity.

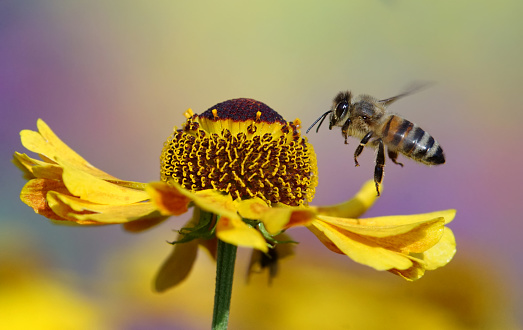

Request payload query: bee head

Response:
[305,91,353,134]
[330,91,352,129]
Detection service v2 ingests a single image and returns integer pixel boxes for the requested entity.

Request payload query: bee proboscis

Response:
[307,86,445,196]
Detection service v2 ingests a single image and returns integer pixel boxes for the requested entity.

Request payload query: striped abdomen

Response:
[380,115,445,165]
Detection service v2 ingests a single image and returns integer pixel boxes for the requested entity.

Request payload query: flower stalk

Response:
[212,235,238,330]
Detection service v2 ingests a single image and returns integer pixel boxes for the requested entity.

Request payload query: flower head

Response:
[13,97,456,292]
[160,98,317,206]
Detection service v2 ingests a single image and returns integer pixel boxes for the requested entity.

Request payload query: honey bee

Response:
[307,86,445,196]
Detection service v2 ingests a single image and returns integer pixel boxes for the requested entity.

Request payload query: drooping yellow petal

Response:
[191,190,240,220]
[13,153,63,180]
[146,182,192,216]
[146,182,242,220]
[20,179,70,221]
[104,180,147,190]
[20,119,117,180]
[307,222,345,255]
[16,124,147,191]
[353,209,457,227]
[154,214,201,292]
[61,164,148,205]
[318,215,434,237]
[154,239,199,292]
[388,260,427,281]
[47,191,165,224]
[235,197,271,219]
[20,129,59,162]
[309,220,413,271]
[12,153,38,180]
[423,227,456,270]
[216,216,268,252]
[317,215,445,253]
[317,180,377,218]
[236,198,316,234]
[281,208,317,230]
[363,218,444,254]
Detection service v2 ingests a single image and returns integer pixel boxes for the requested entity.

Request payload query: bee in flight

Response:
[306,86,445,196]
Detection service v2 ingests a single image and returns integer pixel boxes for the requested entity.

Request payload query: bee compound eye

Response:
[336,101,349,118]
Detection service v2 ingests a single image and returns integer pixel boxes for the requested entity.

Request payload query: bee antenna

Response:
[306,110,332,134]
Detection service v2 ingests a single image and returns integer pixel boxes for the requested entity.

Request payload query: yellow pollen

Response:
[255,111,262,121]
[212,109,219,119]
[184,108,195,119]
[246,172,256,181]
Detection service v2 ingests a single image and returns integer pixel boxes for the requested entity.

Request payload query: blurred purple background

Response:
[1,1,522,329]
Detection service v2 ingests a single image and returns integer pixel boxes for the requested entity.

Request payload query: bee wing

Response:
[378,82,434,107]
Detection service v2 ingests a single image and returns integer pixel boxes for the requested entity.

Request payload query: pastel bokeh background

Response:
[1,1,522,329]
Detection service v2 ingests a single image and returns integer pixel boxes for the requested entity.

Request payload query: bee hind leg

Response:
[354,132,373,167]
[374,139,385,196]
[387,150,404,167]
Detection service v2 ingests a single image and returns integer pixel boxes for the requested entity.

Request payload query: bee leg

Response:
[354,132,373,167]
[374,139,385,196]
[341,118,352,144]
[343,131,349,144]
[387,150,404,167]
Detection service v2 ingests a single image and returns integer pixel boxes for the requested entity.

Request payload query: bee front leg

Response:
[354,132,373,167]
[374,138,385,196]
[341,118,352,144]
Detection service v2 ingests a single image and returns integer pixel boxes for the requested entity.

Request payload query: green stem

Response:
[211,238,237,330]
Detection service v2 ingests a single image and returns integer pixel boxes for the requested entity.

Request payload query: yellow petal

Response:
[318,215,436,237]
[387,235,456,280]
[154,215,201,292]
[366,218,444,254]
[147,182,240,219]
[307,223,345,255]
[13,152,62,180]
[20,119,117,180]
[154,239,199,292]
[281,208,317,230]
[388,261,426,281]
[354,209,456,227]
[12,153,37,180]
[236,199,316,234]
[317,180,377,218]
[369,218,444,253]
[309,220,413,271]
[61,164,148,205]
[47,192,163,224]
[105,180,147,190]
[20,179,70,221]
[145,182,192,216]
[191,190,240,220]
[235,197,270,219]
[216,216,268,252]
[20,129,59,162]
[423,227,457,270]
[318,215,445,253]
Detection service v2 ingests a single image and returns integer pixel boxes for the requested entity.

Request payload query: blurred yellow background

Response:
[1,1,522,329]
